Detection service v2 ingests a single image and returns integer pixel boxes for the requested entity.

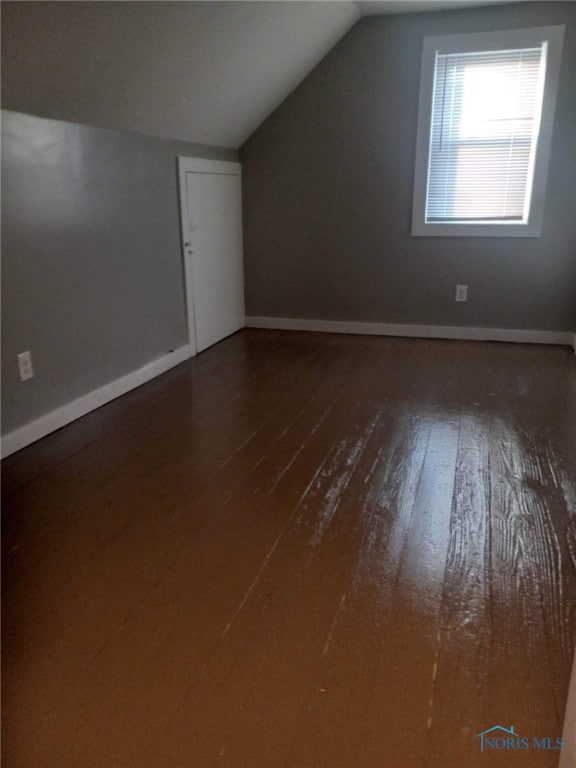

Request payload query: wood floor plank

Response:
[4,379,356,764]
[2,330,575,768]
[3,380,344,751]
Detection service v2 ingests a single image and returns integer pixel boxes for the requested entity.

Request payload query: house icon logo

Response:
[475,724,563,752]
[475,725,520,752]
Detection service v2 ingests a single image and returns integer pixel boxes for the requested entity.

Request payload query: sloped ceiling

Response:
[1,1,360,148]
[2,0,524,149]
[358,0,524,14]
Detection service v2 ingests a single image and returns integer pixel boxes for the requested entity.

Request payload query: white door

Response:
[178,157,244,353]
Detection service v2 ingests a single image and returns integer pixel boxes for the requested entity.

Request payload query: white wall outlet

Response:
[455,284,468,302]
[17,351,34,381]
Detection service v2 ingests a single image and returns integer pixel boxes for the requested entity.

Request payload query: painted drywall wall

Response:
[241,2,576,332]
[1,111,236,435]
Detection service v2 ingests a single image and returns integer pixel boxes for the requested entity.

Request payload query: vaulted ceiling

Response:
[2,1,522,149]
[2,2,360,148]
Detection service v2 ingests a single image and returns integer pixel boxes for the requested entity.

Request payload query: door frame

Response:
[177,156,243,354]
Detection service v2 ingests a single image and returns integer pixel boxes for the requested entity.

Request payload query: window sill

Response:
[411,221,542,238]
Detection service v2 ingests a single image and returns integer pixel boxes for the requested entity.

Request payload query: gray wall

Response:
[241,2,576,332]
[1,111,236,435]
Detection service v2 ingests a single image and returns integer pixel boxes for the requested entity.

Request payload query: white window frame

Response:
[411,25,565,238]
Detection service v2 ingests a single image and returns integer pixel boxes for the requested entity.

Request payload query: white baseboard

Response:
[246,316,574,346]
[560,651,576,768]
[2,321,572,459]
[1,344,193,459]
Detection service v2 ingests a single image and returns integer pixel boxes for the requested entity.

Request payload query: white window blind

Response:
[426,45,547,223]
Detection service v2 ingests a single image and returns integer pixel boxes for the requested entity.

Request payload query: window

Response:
[412,26,564,237]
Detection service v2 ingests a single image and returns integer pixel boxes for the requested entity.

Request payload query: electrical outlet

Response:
[17,351,34,381]
[455,284,468,302]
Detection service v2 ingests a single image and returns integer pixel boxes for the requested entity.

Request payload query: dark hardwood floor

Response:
[2,329,575,767]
